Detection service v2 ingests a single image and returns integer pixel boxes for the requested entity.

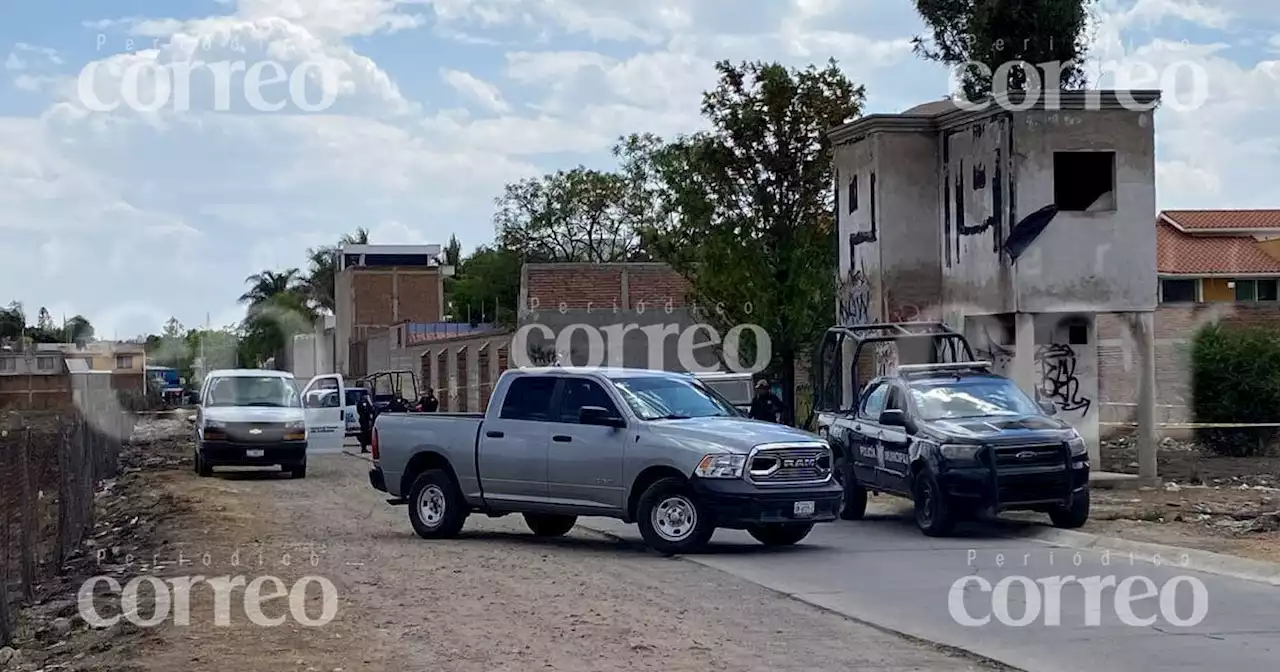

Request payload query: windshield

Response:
[909,379,1041,420]
[205,376,301,408]
[612,376,740,420]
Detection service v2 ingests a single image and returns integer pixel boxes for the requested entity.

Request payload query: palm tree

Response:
[302,228,370,314]
[238,269,315,369]
[239,269,304,307]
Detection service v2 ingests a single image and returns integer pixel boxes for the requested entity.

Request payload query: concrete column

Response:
[1135,311,1158,481]
[1011,312,1036,396]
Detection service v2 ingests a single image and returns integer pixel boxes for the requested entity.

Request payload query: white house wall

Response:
[834,135,883,406]
[1011,110,1157,313]
[940,115,1016,316]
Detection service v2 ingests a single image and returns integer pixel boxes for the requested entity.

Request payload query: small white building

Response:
[828,90,1162,467]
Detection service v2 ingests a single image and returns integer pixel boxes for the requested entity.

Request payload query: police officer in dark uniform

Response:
[356,394,376,452]
[749,379,785,423]
[418,387,439,412]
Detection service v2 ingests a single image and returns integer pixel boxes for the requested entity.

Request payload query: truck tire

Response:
[195,450,212,477]
[834,462,868,520]
[288,460,307,479]
[636,477,716,556]
[523,513,577,537]
[912,469,956,537]
[407,469,468,539]
[1049,490,1090,529]
[747,523,814,546]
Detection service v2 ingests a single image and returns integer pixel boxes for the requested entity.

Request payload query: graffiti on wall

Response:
[972,326,1013,376]
[837,180,878,326]
[944,118,1011,267]
[1034,343,1092,414]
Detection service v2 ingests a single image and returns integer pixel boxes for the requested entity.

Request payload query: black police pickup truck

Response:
[825,361,1090,536]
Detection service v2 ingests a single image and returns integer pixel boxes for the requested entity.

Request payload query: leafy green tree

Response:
[620,60,864,424]
[494,167,652,262]
[912,0,1096,100]
[238,270,315,369]
[448,246,522,327]
[0,302,23,341]
[65,315,94,342]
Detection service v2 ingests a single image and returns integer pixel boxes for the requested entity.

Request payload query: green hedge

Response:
[1190,324,1280,456]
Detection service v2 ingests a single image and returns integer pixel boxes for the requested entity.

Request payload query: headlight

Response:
[204,420,226,429]
[1067,435,1088,457]
[940,444,981,461]
[285,421,305,431]
[694,454,746,479]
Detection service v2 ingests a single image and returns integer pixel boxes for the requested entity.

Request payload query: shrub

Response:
[1190,324,1280,456]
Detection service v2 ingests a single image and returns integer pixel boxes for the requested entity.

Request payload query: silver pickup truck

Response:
[367,367,843,554]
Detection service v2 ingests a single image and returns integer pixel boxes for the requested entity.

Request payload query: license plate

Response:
[793,501,815,517]
[245,449,265,458]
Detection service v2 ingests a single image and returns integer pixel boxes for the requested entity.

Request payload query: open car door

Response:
[301,373,346,452]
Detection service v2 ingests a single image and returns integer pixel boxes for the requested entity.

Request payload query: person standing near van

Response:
[356,394,376,453]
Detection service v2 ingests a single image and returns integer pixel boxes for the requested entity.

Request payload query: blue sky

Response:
[1,0,1276,338]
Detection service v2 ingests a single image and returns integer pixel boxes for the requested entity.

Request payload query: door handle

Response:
[485,430,504,438]
[853,424,862,432]
[552,435,572,442]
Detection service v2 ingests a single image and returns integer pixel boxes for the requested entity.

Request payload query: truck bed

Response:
[375,412,485,499]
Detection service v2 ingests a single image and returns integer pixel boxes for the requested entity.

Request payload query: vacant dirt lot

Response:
[5,423,1000,672]
[1092,436,1280,563]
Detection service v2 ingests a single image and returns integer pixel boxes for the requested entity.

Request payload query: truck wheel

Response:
[912,469,956,537]
[289,460,307,479]
[407,469,468,539]
[835,464,868,520]
[523,513,577,537]
[195,451,212,477]
[1049,490,1090,529]
[747,523,814,546]
[636,478,715,556]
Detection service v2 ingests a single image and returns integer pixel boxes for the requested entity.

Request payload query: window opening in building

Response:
[1159,279,1197,303]
[1053,151,1116,211]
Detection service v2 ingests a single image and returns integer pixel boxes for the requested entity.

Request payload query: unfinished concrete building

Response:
[828,90,1161,474]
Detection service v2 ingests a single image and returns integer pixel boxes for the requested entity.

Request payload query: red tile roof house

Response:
[1098,210,1280,423]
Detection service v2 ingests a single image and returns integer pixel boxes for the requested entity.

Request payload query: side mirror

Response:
[580,405,625,428]
[879,409,907,427]
[1038,400,1057,415]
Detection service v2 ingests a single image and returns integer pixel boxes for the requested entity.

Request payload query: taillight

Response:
[371,428,379,459]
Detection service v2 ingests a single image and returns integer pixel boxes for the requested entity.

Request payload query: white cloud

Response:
[1,0,1277,339]
[440,68,510,113]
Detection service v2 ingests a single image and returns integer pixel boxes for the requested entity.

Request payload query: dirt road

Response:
[86,447,1000,672]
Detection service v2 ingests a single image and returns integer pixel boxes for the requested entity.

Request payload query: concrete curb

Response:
[1010,525,1280,586]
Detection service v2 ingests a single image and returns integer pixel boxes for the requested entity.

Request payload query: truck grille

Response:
[223,422,287,443]
[992,443,1064,469]
[747,445,832,484]
[998,472,1070,504]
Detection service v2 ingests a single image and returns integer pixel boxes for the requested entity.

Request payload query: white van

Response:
[191,370,347,478]
[691,371,754,412]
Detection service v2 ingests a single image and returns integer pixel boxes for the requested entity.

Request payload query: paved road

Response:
[584,501,1280,672]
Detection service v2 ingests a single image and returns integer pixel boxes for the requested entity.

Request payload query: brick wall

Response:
[456,346,470,412]
[478,345,492,410]
[350,270,443,336]
[435,350,447,412]
[1097,304,1280,421]
[0,373,73,410]
[523,263,691,311]
[397,272,443,324]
